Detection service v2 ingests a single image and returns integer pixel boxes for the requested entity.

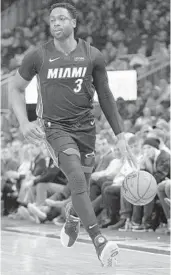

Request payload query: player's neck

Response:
[53,36,77,55]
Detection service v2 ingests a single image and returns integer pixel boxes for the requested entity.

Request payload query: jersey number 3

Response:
[74,79,83,93]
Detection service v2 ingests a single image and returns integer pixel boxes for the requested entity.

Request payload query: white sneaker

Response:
[95,235,119,267]
[60,202,80,247]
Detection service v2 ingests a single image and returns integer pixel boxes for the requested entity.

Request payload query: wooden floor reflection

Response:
[1,231,170,275]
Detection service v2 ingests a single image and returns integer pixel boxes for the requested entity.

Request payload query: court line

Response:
[78,239,170,257]
[117,267,170,271]
[2,230,170,257]
[2,231,170,275]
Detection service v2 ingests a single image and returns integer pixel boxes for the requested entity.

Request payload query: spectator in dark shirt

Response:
[25,158,67,205]
[132,138,170,232]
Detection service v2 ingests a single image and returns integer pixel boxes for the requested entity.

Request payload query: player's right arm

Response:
[9,49,45,144]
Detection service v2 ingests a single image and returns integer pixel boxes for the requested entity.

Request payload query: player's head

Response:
[49,2,77,41]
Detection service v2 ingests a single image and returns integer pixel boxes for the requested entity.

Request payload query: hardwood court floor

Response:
[1,231,170,275]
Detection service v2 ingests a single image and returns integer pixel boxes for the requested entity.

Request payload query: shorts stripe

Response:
[44,140,59,167]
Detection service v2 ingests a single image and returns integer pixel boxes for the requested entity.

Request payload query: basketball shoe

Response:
[60,202,80,247]
[94,235,119,267]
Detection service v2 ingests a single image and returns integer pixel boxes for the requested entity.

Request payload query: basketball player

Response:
[10,2,136,267]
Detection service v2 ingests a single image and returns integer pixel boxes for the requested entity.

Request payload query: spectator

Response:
[137,34,152,57]
[1,0,170,76]
[145,86,161,114]
[132,137,170,232]
[106,135,143,230]
[1,147,20,215]
[16,144,36,203]
[25,158,67,206]
[1,148,19,180]
[134,107,154,129]
[89,143,122,223]
[157,179,171,233]
[147,128,171,155]
[20,181,71,224]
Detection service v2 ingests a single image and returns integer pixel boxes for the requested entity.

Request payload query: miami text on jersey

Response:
[47,67,87,79]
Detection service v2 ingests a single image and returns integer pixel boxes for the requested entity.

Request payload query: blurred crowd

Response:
[1,0,170,235]
[1,86,171,233]
[1,0,16,11]
[1,0,170,75]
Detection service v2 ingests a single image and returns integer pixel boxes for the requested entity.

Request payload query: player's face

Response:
[49,8,76,41]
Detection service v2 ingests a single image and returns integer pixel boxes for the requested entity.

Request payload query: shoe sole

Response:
[99,241,119,268]
[60,221,80,248]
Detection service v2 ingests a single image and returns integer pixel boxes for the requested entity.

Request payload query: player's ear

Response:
[72,19,76,29]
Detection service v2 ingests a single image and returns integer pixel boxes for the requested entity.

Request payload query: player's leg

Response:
[44,122,119,267]
[59,152,100,236]
[66,152,93,217]
[58,152,119,267]
[81,152,95,189]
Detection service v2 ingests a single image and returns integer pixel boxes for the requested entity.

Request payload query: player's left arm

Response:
[92,49,137,167]
[92,50,124,138]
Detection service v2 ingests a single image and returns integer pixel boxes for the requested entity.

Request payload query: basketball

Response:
[121,170,157,206]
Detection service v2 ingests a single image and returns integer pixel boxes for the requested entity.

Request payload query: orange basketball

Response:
[121,170,157,206]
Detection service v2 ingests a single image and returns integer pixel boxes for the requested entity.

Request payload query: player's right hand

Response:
[20,121,45,145]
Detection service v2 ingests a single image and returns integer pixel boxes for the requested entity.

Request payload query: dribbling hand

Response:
[20,121,45,145]
[117,135,137,169]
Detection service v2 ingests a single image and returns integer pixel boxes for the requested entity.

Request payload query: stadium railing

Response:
[138,60,170,88]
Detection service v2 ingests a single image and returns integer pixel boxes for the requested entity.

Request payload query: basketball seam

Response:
[125,175,138,201]
[125,176,138,200]
[123,172,157,205]
[139,173,153,199]
[124,191,156,205]
[138,191,157,202]
[137,171,140,198]
[134,194,156,205]
[134,173,154,203]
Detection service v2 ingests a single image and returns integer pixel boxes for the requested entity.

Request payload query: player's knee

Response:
[81,152,95,174]
[67,170,87,195]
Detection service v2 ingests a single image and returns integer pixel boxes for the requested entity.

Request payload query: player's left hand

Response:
[117,133,137,169]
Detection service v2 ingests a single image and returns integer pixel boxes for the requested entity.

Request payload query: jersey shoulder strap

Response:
[80,39,92,64]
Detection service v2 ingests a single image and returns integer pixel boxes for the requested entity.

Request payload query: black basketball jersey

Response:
[19,39,101,123]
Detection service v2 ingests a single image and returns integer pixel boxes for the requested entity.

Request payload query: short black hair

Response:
[50,2,77,19]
